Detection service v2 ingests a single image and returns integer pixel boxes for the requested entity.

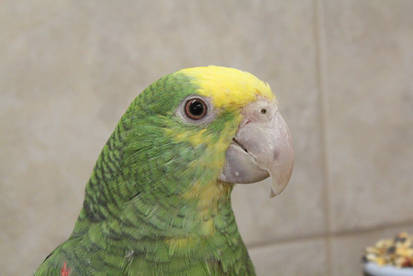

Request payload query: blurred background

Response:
[1,1,413,275]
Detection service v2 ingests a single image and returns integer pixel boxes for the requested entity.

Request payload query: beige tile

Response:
[322,0,413,232]
[249,238,328,276]
[0,0,324,275]
[330,224,413,276]
[0,2,109,276]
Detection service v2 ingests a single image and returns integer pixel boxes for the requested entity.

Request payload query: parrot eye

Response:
[177,95,214,125]
[184,98,207,120]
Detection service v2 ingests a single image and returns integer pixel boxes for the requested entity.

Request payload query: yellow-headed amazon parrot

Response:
[35,66,294,276]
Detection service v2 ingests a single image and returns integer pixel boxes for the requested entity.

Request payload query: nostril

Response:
[260,108,267,114]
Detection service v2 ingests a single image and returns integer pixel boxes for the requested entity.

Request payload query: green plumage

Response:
[35,72,255,275]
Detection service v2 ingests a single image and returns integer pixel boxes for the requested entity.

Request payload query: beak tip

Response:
[270,189,277,198]
[269,184,286,198]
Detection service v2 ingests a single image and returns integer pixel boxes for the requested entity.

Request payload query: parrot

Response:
[35,66,294,276]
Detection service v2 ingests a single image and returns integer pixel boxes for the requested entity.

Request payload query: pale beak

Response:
[219,98,294,197]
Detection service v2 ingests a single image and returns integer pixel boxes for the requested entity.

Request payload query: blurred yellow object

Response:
[363,232,413,268]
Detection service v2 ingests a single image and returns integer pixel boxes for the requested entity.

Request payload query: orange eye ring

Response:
[184,98,207,120]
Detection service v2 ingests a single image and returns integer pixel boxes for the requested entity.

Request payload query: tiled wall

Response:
[1,1,412,275]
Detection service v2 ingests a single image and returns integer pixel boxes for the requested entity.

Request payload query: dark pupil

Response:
[189,100,204,116]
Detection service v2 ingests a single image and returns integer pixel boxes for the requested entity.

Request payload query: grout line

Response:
[247,219,413,250]
[313,0,332,274]
[331,219,413,237]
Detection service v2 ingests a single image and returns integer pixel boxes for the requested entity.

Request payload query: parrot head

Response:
[119,66,294,202]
